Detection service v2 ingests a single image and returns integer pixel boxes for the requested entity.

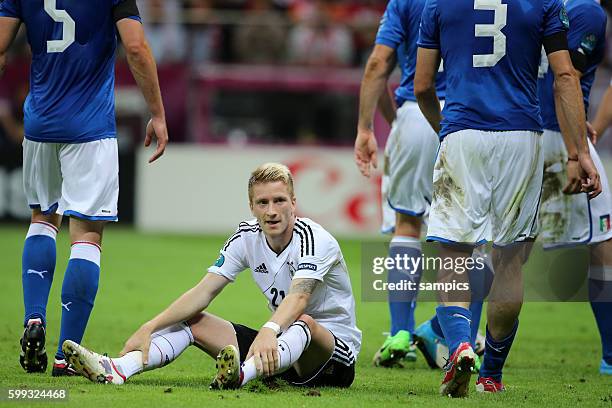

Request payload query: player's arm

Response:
[246,278,318,377]
[592,84,612,139]
[547,37,600,198]
[120,273,230,365]
[115,9,168,164]
[0,17,20,78]
[378,84,397,126]
[355,44,397,178]
[414,47,442,134]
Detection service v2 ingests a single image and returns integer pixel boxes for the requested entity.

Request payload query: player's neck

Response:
[265,217,295,255]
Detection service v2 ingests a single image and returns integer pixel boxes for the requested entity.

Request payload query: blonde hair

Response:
[248,163,295,203]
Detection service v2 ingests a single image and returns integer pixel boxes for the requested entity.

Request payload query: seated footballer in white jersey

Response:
[61,163,362,389]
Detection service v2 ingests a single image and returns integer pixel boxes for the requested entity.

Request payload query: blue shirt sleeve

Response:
[0,0,21,19]
[543,0,569,38]
[417,0,440,49]
[375,0,405,50]
[567,3,607,65]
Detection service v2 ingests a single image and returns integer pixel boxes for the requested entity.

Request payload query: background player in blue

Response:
[415,0,601,397]
[0,0,169,376]
[537,0,612,375]
[355,0,491,370]
[592,79,612,138]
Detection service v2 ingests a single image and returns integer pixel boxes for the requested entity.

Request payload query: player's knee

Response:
[31,210,61,229]
[296,314,316,332]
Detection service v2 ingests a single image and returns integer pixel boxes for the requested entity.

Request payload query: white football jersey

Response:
[208,217,361,356]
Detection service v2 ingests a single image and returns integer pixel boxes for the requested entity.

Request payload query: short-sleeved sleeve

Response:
[543,0,569,38]
[293,226,340,282]
[417,0,440,49]
[0,0,21,19]
[375,0,406,50]
[207,234,248,282]
[567,4,606,66]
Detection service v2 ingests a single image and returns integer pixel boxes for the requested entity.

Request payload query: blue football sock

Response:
[56,242,101,360]
[388,237,422,336]
[468,247,494,347]
[589,276,612,365]
[468,302,483,348]
[436,305,472,356]
[480,321,518,382]
[22,222,58,326]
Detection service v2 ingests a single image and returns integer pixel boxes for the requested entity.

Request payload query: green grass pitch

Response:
[0,225,610,407]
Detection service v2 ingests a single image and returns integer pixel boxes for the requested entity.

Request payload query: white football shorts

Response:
[22,138,119,221]
[380,101,439,234]
[426,130,543,245]
[539,130,612,246]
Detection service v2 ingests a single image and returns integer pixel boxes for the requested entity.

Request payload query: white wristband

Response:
[262,321,282,335]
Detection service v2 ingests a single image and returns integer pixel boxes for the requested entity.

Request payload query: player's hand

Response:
[587,121,598,145]
[354,128,378,178]
[119,324,154,366]
[245,328,279,377]
[145,116,169,163]
[578,152,602,199]
[563,159,583,195]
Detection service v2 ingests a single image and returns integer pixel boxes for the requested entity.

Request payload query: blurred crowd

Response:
[138,0,385,66]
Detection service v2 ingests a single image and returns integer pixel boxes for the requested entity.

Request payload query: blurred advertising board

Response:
[135,145,384,237]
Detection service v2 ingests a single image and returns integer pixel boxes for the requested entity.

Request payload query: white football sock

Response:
[112,323,194,379]
[241,320,311,386]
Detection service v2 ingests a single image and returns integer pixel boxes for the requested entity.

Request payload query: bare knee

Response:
[69,217,105,245]
[31,209,61,229]
[297,314,316,332]
[395,213,422,238]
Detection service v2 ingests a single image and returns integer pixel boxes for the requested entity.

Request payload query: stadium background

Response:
[1,1,611,406]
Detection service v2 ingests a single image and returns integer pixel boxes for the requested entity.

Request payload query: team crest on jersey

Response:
[600,215,611,233]
[297,263,317,272]
[214,254,225,267]
[287,261,296,277]
[559,8,570,30]
[580,34,597,55]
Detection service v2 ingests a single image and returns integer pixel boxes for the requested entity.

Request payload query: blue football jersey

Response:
[418,0,568,139]
[375,0,446,107]
[537,0,606,132]
[0,0,140,143]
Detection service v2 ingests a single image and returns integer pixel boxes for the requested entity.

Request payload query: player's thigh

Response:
[427,130,493,244]
[539,130,590,245]
[22,139,63,215]
[491,131,543,244]
[588,140,612,245]
[187,312,243,359]
[386,102,439,216]
[58,138,119,221]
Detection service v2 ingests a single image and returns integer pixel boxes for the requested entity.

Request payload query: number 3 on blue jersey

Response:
[473,0,507,68]
[44,0,75,53]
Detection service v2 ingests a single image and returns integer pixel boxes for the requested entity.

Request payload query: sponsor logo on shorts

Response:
[297,263,317,272]
[600,215,611,233]
[101,210,111,214]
